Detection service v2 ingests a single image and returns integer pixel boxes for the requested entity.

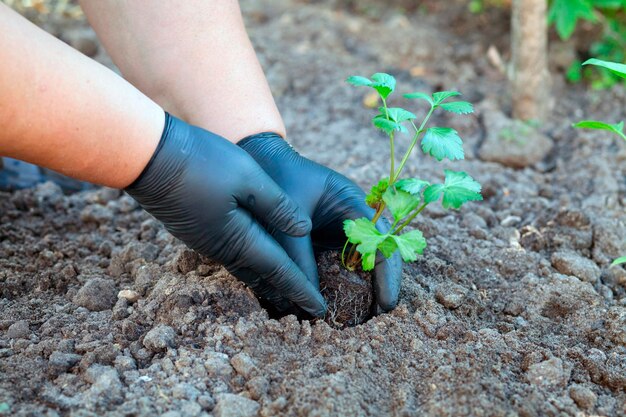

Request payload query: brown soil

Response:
[1,1,626,416]
[317,251,373,328]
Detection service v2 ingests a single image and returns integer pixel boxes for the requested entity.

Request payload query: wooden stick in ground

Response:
[511,0,551,121]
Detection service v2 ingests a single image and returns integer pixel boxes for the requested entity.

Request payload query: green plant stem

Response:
[393,202,428,234]
[394,106,435,180]
[381,97,396,183]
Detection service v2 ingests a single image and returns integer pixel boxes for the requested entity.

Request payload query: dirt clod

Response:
[143,325,176,352]
[73,277,117,311]
[6,320,29,340]
[214,394,259,417]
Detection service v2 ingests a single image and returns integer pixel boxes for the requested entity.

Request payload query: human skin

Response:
[0,4,165,188]
[78,0,286,143]
[0,3,164,189]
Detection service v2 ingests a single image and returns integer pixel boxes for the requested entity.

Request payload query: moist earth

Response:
[317,251,374,328]
[1,0,626,416]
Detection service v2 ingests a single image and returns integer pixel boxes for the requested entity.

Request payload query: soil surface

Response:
[2,1,626,416]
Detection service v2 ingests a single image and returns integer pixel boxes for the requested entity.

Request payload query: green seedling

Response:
[574,59,626,142]
[574,58,626,266]
[342,73,482,271]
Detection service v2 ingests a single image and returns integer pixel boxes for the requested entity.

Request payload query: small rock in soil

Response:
[246,376,270,400]
[231,353,257,379]
[526,357,567,386]
[204,352,234,378]
[6,320,29,339]
[569,384,597,409]
[117,289,140,303]
[214,394,260,417]
[435,283,468,309]
[48,351,82,375]
[478,105,553,168]
[113,355,136,373]
[143,325,176,352]
[551,251,601,284]
[73,277,117,311]
[317,251,373,328]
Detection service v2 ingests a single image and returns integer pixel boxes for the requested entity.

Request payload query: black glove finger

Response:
[236,170,311,238]
[226,209,326,317]
[273,232,319,288]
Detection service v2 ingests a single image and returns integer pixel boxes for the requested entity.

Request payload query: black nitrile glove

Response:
[125,114,326,317]
[239,133,402,312]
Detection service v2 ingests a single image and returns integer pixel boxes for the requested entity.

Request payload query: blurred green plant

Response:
[469,0,626,88]
[549,0,626,88]
[573,58,626,266]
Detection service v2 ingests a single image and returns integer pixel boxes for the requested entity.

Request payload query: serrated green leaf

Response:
[378,237,398,258]
[395,178,430,195]
[391,230,426,262]
[421,127,465,161]
[611,256,626,266]
[382,187,421,222]
[372,116,407,135]
[343,218,386,256]
[548,0,596,40]
[433,91,461,105]
[574,120,626,140]
[440,101,474,115]
[583,58,626,79]
[370,73,396,99]
[424,170,483,209]
[379,107,417,123]
[365,177,389,208]
[361,252,376,271]
[404,92,434,106]
[346,75,372,87]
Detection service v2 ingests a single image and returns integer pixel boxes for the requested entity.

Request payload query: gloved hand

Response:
[239,133,402,312]
[125,114,326,317]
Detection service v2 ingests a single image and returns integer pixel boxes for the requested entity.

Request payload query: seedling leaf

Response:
[346,75,373,87]
[582,58,626,79]
[440,101,474,115]
[361,252,377,271]
[373,116,407,135]
[423,170,482,209]
[370,73,396,99]
[611,256,626,266]
[404,92,434,106]
[378,237,397,258]
[391,230,426,262]
[382,187,421,222]
[574,120,626,140]
[433,91,461,105]
[344,218,384,251]
[421,127,465,161]
[395,178,430,195]
[366,177,389,208]
[381,107,417,123]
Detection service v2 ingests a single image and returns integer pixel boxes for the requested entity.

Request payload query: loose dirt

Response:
[1,1,625,416]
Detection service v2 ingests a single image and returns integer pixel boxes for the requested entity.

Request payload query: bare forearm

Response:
[79,0,285,143]
[0,4,164,188]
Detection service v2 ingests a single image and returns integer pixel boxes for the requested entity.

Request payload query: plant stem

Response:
[394,105,435,180]
[381,97,396,184]
[393,202,428,234]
